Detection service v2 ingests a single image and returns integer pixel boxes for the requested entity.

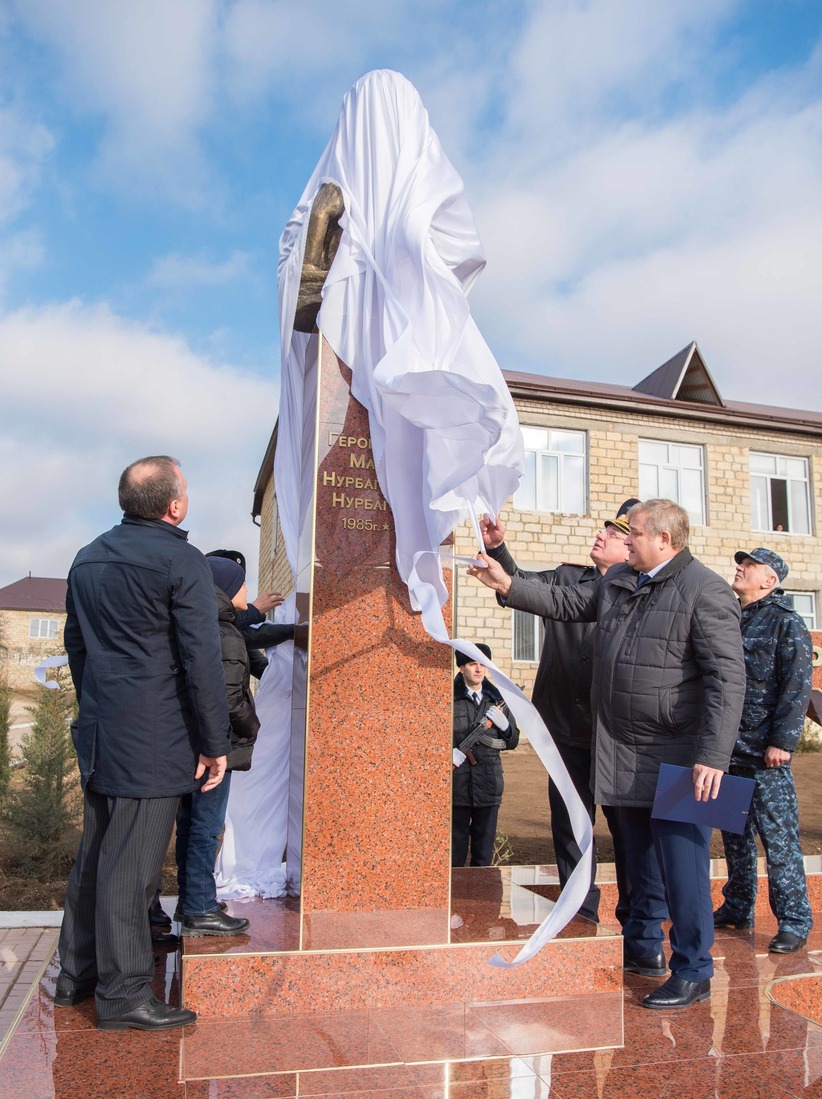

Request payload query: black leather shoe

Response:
[174,899,227,921]
[148,897,172,930]
[151,928,181,946]
[182,909,250,936]
[769,930,807,953]
[642,975,711,1010]
[54,978,96,1007]
[713,908,754,930]
[623,949,667,977]
[97,995,196,1031]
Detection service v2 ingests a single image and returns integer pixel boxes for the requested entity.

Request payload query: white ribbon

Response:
[34,654,68,689]
[410,549,593,967]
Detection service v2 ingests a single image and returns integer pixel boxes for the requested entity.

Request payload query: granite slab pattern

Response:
[181,868,622,1021]
[290,342,454,951]
[4,867,822,1096]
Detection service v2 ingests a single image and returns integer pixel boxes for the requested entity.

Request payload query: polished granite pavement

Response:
[3,865,822,1097]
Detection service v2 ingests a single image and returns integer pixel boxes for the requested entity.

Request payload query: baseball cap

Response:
[733,547,788,584]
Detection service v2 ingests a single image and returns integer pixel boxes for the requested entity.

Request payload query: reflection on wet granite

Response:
[182,868,622,1022]
[180,895,301,957]
[179,995,623,1077]
[183,934,621,1020]
[768,971,822,1027]
[6,871,822,1097]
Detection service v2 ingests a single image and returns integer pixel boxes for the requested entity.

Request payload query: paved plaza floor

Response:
[2,872,822,1098]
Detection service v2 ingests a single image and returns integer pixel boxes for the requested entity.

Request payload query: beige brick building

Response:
[0,576,68,691]
[254,342,822,696]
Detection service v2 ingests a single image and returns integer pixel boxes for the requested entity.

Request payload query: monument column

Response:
[288,334,454,950]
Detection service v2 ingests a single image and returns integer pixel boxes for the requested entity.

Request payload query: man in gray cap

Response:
[714,548,814,952]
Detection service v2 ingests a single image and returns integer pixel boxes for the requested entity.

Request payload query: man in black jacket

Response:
[469,499,745,1010]
[480,500,638,924]
[452,645,520,867]
[57,456,231,1032]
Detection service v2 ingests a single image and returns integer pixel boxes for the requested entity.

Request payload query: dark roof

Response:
[633,342,724,407]
[504,367,822,435]
[252,422,278,522]
[0,576,68,612]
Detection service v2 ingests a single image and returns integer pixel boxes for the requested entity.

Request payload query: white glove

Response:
[452,748,467,767]
[486,704,509,732]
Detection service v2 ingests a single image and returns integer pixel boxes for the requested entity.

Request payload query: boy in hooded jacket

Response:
[176,556,261,935]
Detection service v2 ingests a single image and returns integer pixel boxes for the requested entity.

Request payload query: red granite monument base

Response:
[179,337,622,1073]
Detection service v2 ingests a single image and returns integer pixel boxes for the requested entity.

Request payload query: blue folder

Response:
[651,763,755,835]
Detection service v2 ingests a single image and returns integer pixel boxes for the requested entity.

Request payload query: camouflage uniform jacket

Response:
[734,590,813,767]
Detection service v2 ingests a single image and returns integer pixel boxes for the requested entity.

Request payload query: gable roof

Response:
[0,576,68,612]
[504,367,822,435]
[633,342,724,406]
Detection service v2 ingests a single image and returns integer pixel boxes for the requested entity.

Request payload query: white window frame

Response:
[638,439,706,526]
[512,609,545,663]
[785,591,817,631]
[29,618,59,640]
[749,452,812,535]
[513,426,587,514]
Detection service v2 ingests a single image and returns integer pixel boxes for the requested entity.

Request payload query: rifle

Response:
[457,706,508,765]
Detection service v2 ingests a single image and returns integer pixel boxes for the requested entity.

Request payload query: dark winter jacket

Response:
[64,515,231,797]
[214,587,262,772]
[733,590,813,767]
[235,604,296,680]
[488,542,596,746]
[505,549,745,807]
[452,674,519,808]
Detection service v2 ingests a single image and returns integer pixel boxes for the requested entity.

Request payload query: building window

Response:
[514,427,586,513]
[750,453,811,534]
[29,618,59,639]
[638,440,705,525]
[512,610,544,663]
[785,591,817,631]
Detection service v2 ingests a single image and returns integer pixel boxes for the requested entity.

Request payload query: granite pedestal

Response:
[180,336,622,1075]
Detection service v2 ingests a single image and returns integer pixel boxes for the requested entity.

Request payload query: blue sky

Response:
[2,0,821,590]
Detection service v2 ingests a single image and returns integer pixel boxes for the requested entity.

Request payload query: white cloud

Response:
[503,0,739,153]
[462,10,822,410]
[148,249,252,288]
[0,300,278,590]
[0,104,54,224]
[0,228,45,300]
[13,0,219,197]
[222,0,430,104]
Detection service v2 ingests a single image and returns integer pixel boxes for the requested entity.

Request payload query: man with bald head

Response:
[57,456,231,1031]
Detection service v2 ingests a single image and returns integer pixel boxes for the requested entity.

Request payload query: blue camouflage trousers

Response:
[720,765,812,936]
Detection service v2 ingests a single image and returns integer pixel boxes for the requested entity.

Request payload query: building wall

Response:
[453,399,822,696]
[258,395,822,698]
[257,483,293,597]
[0,609,67,690]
